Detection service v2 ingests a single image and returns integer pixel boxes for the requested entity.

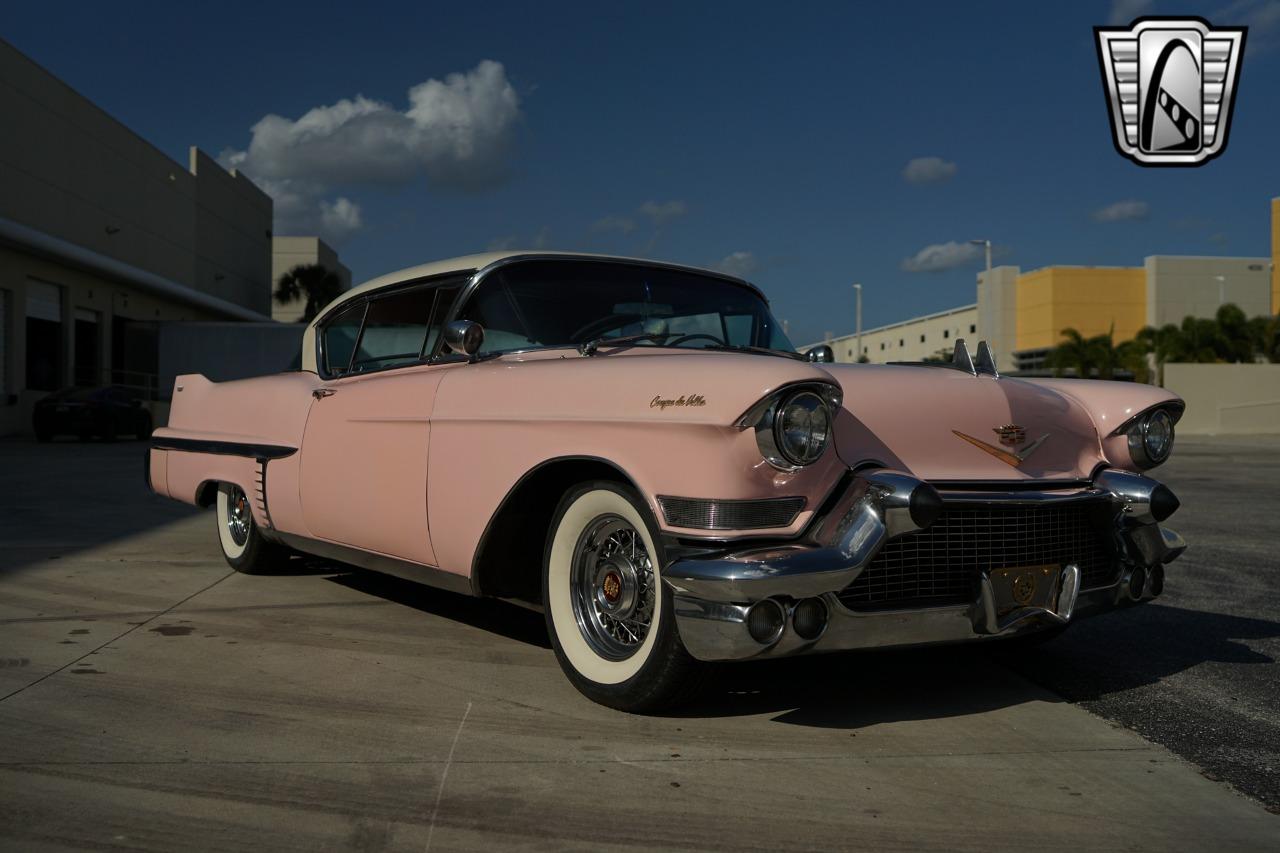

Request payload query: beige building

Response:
[271,237,352,323]
[0,37,279,434]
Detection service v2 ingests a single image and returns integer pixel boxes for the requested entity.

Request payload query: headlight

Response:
[748,386,837,470]
[1126,407,1176,469]
[776,392,831,465]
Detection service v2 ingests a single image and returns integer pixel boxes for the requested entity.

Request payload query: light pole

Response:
[970,239,992,273]
[852,283,863,363]
[1214,275,1226,305]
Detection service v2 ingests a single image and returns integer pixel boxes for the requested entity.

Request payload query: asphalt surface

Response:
[996,435,1280,812]
[0,437,1277,850]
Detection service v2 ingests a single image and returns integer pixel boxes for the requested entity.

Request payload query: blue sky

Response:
[4,1,1278,343]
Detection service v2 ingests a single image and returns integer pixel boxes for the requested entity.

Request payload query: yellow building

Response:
[1015,267,1146,352]
[811,200,1280,374]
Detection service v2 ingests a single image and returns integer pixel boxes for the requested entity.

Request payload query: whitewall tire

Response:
[543,481,698,711]
[216,483,285,574]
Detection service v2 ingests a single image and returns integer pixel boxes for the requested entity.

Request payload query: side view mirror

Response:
[444,320,485,356]
[805,344,834,363]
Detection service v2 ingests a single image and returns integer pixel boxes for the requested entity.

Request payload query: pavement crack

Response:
[425,700,472,853]
[0,570,235,705]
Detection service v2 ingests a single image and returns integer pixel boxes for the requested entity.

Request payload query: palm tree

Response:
[1135,324,1173,385]
[274,264,344,323]
[1047,328,1096,377]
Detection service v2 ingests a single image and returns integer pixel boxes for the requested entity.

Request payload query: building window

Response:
[880,342,885,351]
[0,289,7,396]
[944,329,950,338]
[969,324,976,333]
[920,334,926,343]
[899,338,904,347]
[74,308,101,387]
[25,280,63,392]
[847,349,852,358]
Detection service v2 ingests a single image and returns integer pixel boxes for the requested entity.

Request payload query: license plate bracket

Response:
[989,563,1059,615]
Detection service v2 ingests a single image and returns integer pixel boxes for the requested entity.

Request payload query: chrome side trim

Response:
[273,532,477,596]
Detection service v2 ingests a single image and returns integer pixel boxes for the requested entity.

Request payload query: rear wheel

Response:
[216,483,286,574]
[543,481,699,712]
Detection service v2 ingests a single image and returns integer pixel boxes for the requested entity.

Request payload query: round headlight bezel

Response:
[1126,407,1176,469]
[754,388,835,470]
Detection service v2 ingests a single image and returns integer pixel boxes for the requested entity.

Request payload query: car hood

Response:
[823,364,1109,481]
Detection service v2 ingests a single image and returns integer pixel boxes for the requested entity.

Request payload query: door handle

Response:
[312,388,336,400]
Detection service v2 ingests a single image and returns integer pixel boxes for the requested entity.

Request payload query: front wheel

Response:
[543,481,699,712]
[216,483,286,574]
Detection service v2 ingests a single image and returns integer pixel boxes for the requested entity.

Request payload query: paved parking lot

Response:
[1,438,1277,851]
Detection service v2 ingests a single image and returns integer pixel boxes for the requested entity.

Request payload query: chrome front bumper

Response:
[663,469,1186,662]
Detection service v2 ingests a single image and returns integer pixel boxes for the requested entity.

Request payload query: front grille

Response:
[658,495,806,530]
[838,500,1117,611]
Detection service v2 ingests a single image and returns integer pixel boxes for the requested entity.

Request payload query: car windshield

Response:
[454,259,796,356]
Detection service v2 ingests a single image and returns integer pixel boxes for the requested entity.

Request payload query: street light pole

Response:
[852,283,863,363]
[970,239,992,273]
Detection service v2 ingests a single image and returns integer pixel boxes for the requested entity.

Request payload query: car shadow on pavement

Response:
[325,570,553,649]
[990,602,1279,703]
[671,644,1049,728]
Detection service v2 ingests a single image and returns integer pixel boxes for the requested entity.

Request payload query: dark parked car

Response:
[33,386,153,442]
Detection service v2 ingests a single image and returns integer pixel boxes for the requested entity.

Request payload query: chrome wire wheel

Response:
[570,514,656,661]
[225,485,251,547]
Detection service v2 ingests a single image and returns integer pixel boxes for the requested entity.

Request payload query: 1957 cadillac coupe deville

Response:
[148,252,1186,711]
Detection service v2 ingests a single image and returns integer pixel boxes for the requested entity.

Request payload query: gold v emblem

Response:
[952,430,1050,468]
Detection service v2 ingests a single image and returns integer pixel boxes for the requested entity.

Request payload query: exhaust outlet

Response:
[1148,564,1165,597]
[1127,567,1147,602]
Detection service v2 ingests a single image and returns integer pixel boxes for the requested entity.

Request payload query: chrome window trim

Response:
[440,255,779,359]
[314,273,470,380]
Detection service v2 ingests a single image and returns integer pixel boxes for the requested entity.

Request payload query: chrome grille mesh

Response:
[838,501,1117,611]
[659,496,805,530]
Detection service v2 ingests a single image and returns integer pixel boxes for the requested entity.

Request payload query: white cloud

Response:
[1217,1,1280,53]
[714,251,758,278]
[222,60,520,242]
[486,226,551,251]
[591,215,637,234]
[638,200,687,226]
[900,241,983,273]
[902,156,957,185]
[1109,0,1154,25]
[1093,199,1150,222]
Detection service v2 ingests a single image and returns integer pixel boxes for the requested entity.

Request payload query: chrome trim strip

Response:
[1109,400,1186,436]
[150,436,297,460]
[273,532,477,596]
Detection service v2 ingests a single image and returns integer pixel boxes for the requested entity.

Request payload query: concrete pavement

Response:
[0,440,1276,851]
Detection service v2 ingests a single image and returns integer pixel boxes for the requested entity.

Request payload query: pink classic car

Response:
[147,253,1186,711]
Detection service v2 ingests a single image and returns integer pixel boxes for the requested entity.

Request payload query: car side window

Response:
[321,302,366,376]
[351,287,438,373]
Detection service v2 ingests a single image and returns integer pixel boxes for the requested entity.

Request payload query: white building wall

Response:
[270,236,353,323]
[810,304,978,364]
[976,265,1019,372]
[1145,255,1272,328]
